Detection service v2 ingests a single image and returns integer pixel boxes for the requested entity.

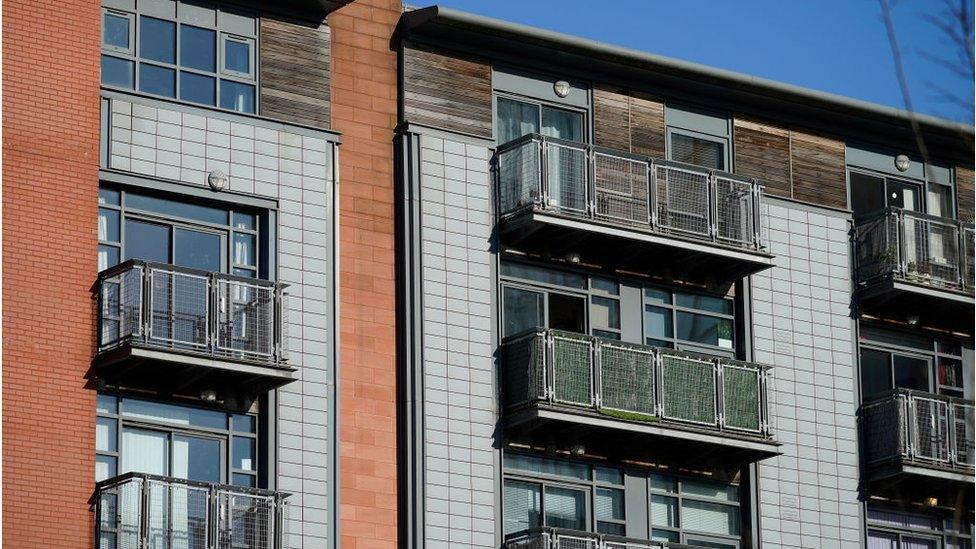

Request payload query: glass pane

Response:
[100,188,121,205]
[541,106,584,142]
[96,455,118,482]
[224,39,251,74]
[172,435,221,483]
[140,16,176,63]
[947,537,973,549]
[645,305,673,339]
[684,538,739,549]
[96,417,118,452]
[232,414,256,433]
[682,479,739,502]
[123,219,170,263]
[496,97,540,144]
[861,349,893,399]
[233,436,255,471]
[503,480,540,535]
[174,228,222,271]
[180,25,215,72]
[938,358,963,390]
[650,473,677,492]
[927,183,953,218]
[888,179,922,211]
[220,80,255,113]
[233,267,257,279]
[681,499,739,536]
[593,329,620,340]
[591,296,620,331]
[232,473,256,488]
[138,64,176,97]
[233,212,257,230]
[503,453,589,480]
[650,495,678,527]
[180,72,216,106]
[676,312,734,349]
[592,277,619,295]
[676,292,733,315]
[500,262,587,289]
[671,133,725,170]
[502,286,544,337]
[893,354,931,391]
[101,55,134,88]
[233,233,256,267]
[645,287,672,304]
[103,12,130,49]
[99,245,121,271]
[597,522,625,536]
[548,293,586,333]
[121,427,169,476]
[594,466,623,485]
[647,338,674,348]
[97,394,118,414]
[595,488,624,521]
[126,192,227,224]
[901,537,938,549]
[851,172,886,219]
[122,398,226,430]
[99,208,120,242]
[867,531,898,549]
[938,340,963,356]
[544,486,585,530]
[867,507,939,530]
[651,529,680,543]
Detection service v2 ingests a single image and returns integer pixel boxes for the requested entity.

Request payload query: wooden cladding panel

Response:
[402,42,492,138]
[790,129,847,209]
[733,118,791,199]
[592,87,665,159]
[260,16,331,129]
[956,166,975,222]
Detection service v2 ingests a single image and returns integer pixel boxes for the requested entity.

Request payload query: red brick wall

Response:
[330,1,401,547]
[2,0,101,547]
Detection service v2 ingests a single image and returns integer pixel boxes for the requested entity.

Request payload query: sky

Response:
[429,0,975,124]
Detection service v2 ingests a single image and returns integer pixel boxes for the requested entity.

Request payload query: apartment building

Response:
[393,6,975,549]
[4,0,400,547]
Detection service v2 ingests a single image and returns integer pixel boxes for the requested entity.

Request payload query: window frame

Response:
[99,0,259,114]
[848,167,952,219]
[858,324,968,400]
[665,127,730,172]
[494,92,589,146]
[647,473,742,546]
[866,505,973,549]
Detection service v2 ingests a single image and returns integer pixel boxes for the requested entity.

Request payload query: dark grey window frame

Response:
[848,167,958,220]
[647,473,742,547]
[642,287,736,357]
[665,126,731,171]
[866,505,973,549]
[859,324,968,400]
[95,393,259,487]
[100,0,259,114]
[493,92,590,146]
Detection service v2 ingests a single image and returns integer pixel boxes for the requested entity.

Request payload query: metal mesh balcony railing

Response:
[501,329,772,438]
[861,390,975,473]
[97,259,289,366]
[855,208,976,293]
[495,134,766,252]
[94,473,288,549]
[504,527,668,549]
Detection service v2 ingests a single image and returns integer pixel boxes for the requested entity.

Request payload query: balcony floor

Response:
[866,459,974,503]
[503,402,781,471]
[500,209,774,288]
[858,276,974,333]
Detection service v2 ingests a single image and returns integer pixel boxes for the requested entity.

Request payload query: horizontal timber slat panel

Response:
[402,41,492,138]
[259,15,330,129]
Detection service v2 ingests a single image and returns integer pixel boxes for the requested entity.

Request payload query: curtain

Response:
[497,98,539,144]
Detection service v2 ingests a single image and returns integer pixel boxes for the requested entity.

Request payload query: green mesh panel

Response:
[551,333,593,406]
[599,342,655,415]
[722,366,761,431]
[661,353,716,424]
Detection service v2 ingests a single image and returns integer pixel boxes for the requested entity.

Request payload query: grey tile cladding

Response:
[106,96,336,549]
[418,134,497,549]
[752,199,862,549]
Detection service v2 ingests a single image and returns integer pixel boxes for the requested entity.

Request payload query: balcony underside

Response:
[503,402,781,471]
[92,342,295,412]
[858,277,975,333]
[500,210,774,288]
[866,460,974,503]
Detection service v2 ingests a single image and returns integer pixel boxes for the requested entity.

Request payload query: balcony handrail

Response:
[95,259,290,366]
[500,328,773,438]
[93,472,289,549]
[860,389,975,471]
[493,133,766,252]
[504,526,672,549]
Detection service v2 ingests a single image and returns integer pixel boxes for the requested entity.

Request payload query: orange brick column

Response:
[2,0,101,547]
[330,1,401,547]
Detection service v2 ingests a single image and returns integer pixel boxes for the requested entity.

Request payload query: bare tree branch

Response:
[878,0,931,164]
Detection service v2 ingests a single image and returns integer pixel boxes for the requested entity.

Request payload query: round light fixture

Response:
[200,389,218,403]
[208,170,228,191]
[553,80,571,98]
[569,444,586,456]
[894,154,911,172]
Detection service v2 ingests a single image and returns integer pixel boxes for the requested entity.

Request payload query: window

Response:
[649,474,741,547]
[496,96,585,144]
[95,394,258,487]
[98,186,261,277]
[100,2,257,113]
[645,287,735,353]
[850,170,935,219]
[859,326,969,400]
[867,506,973,549]
[669,131,727,170]
[665,106,730,171]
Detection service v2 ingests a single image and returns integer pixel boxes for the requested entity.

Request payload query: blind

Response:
[671,133,725,170]
[681,499,739,536]
[503,480,540,535]
[544,486,585,530]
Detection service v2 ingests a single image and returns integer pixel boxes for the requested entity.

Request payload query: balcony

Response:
[861,390,974,495]
[505,527,676,549]
[500,329,779,467]
[94,473,288,549]
[855,208,975,332]
[494,134,773,287]
[93,260,293,409]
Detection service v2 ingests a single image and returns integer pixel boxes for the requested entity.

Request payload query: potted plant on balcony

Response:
[905,261,932,283]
